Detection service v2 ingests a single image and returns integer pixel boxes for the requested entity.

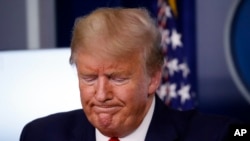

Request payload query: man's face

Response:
[75,46,160,137]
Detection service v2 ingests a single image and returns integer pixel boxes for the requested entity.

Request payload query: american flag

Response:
[156,0,197,110]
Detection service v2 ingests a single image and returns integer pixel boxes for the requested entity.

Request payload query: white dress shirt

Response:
[96,96,155,141]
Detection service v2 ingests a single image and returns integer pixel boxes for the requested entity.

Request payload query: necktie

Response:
[109,137,120,141]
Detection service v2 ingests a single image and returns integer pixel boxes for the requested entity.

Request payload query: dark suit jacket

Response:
[20,96,236,141]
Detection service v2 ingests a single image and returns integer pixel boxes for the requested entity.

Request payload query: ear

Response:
[148,69,162,95]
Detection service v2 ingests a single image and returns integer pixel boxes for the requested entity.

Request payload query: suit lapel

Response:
[145,95,180,141]
[71,111,96,141]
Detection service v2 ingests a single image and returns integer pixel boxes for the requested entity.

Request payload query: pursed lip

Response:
[92,105,122,114]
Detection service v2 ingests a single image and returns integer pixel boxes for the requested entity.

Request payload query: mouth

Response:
[93,105,122,114]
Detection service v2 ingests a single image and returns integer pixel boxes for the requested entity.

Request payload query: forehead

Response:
[75,51,144,75]
[76,47,140,64]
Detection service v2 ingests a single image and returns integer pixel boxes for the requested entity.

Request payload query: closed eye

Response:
[111,77,129,85]
[80,75,97,85]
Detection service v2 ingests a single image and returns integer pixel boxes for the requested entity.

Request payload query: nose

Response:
[94,76,112,102]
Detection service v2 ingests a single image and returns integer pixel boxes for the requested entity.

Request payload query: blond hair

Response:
[70,7,163,75]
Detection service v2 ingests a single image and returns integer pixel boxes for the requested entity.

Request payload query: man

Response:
[20,8,235,141]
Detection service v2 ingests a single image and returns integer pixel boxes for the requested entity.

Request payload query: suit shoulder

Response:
[20,109,88,141]
[185,112,240,141]
[166,109,239,141]
[27,109,85,127]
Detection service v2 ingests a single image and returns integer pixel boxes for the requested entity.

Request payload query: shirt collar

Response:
[96,96,155,141]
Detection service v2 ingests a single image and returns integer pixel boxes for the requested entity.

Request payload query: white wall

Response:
[0,49,81,141]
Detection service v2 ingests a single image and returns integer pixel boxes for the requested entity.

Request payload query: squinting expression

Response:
[75,50,158,137]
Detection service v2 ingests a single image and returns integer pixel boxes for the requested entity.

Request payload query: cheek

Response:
[79,83,94,105]
[79,85,96,119]
[113,84,149,125]
[115,81,148,107]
